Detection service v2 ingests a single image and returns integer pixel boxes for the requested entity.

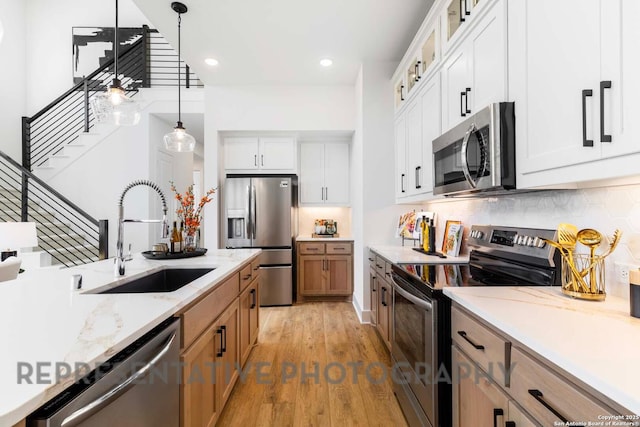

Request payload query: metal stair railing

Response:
[22,26,203,172]
[0,150,108,267]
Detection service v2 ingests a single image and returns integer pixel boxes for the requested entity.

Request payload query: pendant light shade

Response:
[164,2,195,152]
[90,0,141,126]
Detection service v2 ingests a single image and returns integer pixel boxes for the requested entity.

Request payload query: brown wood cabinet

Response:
[452,302,626,426]
[178,255,260,427]
[376,272,392,350]
[452,346,535,427]
[297,241,353,300]
[239,276,260,366]
[369,266,378,325]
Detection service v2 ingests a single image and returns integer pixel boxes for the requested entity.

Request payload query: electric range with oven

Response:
[390,225,561,427]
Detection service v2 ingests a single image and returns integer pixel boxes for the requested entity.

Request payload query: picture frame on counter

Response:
[442,220,463,257]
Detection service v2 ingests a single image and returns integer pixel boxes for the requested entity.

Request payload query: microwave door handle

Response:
[461,123,477,188]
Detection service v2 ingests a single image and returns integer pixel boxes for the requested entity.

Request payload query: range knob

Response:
[527,236,535,247]
[476,231,484,239]
[470,230,477,238]
[537,238,546,248]
[515,235,524,245]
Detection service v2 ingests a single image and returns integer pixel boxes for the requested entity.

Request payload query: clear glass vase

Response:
[184,234,197,252]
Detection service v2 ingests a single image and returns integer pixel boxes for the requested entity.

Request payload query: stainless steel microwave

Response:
[432,102,515,196]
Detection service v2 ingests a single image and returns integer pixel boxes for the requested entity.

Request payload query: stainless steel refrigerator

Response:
[224,175,297,306]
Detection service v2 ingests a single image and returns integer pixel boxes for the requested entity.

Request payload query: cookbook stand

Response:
[401,236,420,247]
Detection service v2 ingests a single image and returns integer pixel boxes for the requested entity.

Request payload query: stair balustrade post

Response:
[98,220,109,260]
[142,25,150,88]
[83,77,90,133]
[21,117,31,172]
[21,172,28,222]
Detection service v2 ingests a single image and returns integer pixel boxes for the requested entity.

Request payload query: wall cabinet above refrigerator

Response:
[224,137,297,173]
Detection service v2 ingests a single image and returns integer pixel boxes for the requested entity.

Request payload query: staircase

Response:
[1,26,202,268]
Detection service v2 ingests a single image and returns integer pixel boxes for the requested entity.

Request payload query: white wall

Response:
[424,185,640,300]
[0,0,26,160]
[352,61,423,321]
[24,0,150,114]
[202,85,356,248]
[46,90,201,256]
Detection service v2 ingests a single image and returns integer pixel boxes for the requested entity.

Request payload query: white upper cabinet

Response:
[394,114,408,200]
[513,0,640,188]
[405,98,423,196]
[419,73,441,195]
[224,137,296,173]
[299,142,350,206]
[442,0,507,131]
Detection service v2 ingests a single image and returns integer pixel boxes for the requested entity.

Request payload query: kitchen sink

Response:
[95,268,215,294]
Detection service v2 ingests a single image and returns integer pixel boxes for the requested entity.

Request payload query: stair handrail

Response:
[27,37,145,123]
[0,150,99,227]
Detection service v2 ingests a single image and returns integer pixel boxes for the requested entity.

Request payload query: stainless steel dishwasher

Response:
[28,317,180,427]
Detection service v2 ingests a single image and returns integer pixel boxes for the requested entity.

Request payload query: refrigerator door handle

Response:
[251,184,257,239]
[246,184,252,239]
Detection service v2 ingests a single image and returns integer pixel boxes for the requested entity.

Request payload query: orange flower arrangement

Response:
[170,182,216,236]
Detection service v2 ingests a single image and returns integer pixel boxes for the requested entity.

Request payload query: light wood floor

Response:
[217,302,408,427]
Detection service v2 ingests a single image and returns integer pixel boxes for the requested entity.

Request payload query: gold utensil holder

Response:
[561,254,606,300]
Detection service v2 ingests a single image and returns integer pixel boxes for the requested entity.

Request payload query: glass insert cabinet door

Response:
[447,0,481,40]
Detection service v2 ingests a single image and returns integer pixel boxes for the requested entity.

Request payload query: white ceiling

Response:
[132,0,433,86]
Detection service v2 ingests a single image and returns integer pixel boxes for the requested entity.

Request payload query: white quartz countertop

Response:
[369,245,469,264]
[0,248,260,426]
[296,235,354,242]
[443,286,640,415]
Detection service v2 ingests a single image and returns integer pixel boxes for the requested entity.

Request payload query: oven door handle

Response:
[461,122,477,188]
[60,332,177,427]
[391,277,432,311]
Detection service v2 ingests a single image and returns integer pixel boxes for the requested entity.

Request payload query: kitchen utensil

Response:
[542,237,588,292]
[576,228,602,293]
[557,224,586,292]
[562,254,606,300]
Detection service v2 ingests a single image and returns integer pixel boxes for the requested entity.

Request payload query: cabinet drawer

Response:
[299,242,325,255]
[510,347,616,424]
[239,264,253,291]
[181,273,240,350]
[251,259,261,279]
[367,250,376,266]
[374,255,386,275]
[451,305,511,386]
[326,242,352,254]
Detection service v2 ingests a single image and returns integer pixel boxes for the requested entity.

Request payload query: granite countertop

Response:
[296,235,354,242]
[0,248,260,426]
[443,286,640,414]
[369,245,469,264]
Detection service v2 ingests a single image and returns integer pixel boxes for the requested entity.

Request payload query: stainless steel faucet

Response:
[116,180,169,276]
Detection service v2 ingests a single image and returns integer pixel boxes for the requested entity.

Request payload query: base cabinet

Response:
[452,346,535,427]
[452,303,626,426]
[179,257,259,427]
[376,274,391,350]
[297,242,353,300]
[240,278,260,366]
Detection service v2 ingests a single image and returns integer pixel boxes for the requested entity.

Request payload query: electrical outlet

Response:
[615,262,631,284]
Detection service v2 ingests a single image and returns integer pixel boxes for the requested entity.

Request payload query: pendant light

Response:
[90,0,141,126]
[163,2,196,152]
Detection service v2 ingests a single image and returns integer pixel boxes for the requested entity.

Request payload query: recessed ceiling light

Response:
[205,58,219,66]
[320,58,333,67]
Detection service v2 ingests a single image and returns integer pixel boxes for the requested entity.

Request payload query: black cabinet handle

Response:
[465,88,471,114]
[250,288,257,309]
[254,154,257,166]
[459,0,466,22]
[381,286,387,306]
[457,330,485,350]
[261,154,264,166]
[401,174,405,193]
[414,62,421,81]
[242,274,252,280]
[600,80,612,143]
[375,264,383,268]
[368,257,374,262]
[582,89,594,147]
[221,325,227,353]
[400,85,405,101]
[528,389,568,423]
[253,265,260,271]
[464,0,471,16]
[493,409,504,427]
[385,272,391,277]
[216,328,224,357]
[460,91,466,117]
[415,166,422,189]
[506,422,516,427]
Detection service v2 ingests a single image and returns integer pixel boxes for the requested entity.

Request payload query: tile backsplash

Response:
[298,207,352,236]
[424,185,640,299]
